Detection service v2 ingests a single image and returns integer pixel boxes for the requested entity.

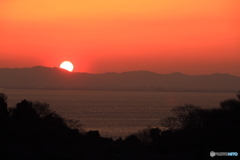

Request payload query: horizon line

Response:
[0,65,239,77]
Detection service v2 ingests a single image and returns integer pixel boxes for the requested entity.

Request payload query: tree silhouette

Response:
[64,118,84,132]
[11,99,38,122]
[220,98,240,111]
[0,91,239,160]
[237,90,240,100]
[124,134,141,145]
[0,93,8,118]
[160,104,201,130]
[32,101,51,118]
[0,94,88,160]
[159,92,240,154]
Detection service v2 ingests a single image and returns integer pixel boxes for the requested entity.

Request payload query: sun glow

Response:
[60,61,74,72]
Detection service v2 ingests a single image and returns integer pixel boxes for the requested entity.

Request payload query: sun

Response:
[60,61,74,72]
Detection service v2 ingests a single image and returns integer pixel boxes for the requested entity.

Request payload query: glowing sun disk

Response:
[60,61,74,72]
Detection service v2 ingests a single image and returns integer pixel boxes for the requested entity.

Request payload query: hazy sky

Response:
[0,0,240,76]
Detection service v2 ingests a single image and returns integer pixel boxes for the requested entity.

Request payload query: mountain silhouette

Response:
[0,66,239,92]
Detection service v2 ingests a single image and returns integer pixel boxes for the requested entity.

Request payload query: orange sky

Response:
[0,0,240,76]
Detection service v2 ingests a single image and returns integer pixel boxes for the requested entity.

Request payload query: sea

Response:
[0,89,236,139]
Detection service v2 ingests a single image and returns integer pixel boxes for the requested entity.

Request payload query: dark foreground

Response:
[0,92,240,160]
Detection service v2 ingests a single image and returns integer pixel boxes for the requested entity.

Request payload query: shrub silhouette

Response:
[149,128,161,143]
[86,130,101,139]
[124,134,141,145]
[130,127,162,146]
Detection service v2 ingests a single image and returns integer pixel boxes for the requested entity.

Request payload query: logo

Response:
[210,151,215,157]
[210,151,238,157]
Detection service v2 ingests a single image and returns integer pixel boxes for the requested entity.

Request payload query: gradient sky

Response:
[0,0,240,76]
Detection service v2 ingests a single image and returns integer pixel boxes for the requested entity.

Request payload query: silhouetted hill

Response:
[0,66,239,92]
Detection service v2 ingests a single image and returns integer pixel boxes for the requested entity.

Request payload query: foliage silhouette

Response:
[0,93,8,118]
[160,104,202,130]
[0,91,240,160]
[158,91,240,155]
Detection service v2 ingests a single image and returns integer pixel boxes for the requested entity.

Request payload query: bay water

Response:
[0,89,236,139]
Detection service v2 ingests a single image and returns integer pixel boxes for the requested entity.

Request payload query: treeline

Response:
[0,92,240,160]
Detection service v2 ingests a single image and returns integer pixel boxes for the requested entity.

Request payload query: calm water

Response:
[0,89,236,139]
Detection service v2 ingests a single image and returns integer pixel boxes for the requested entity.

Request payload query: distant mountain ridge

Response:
[0,66,239,92]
